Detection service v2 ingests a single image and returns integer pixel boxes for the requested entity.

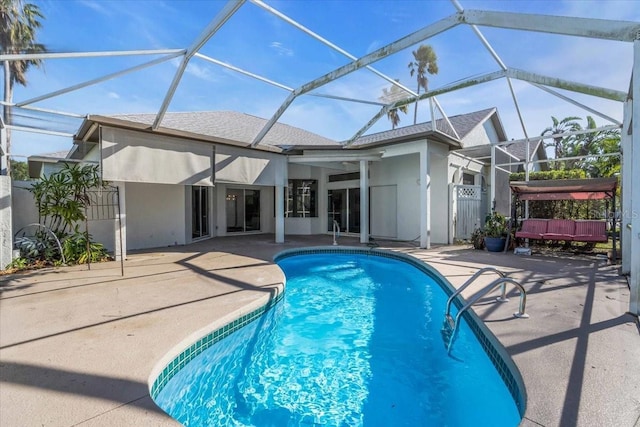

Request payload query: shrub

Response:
[484,212,508,238]
[470,228,485,250]
[62,232,110,265]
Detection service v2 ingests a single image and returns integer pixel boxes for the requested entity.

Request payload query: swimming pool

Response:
[152,248,526,426]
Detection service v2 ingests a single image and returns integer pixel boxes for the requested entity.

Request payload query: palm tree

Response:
[1,0,45,175]
[407,44,438,124]
[574,116,620,176]
[379,79,409,129]
[541,116,582,169]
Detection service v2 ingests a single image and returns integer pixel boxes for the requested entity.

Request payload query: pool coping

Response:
[148,283,285,400]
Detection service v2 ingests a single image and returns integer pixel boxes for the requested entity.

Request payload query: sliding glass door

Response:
[226,188,261,233]
[328,188,360,233]
[192,186,209,239]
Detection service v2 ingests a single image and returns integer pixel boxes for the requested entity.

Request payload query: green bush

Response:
[470,228,485,250]
[62,232,110,264]
[484,212,508,238]
[5,257,28,271]
[510,169,586,182]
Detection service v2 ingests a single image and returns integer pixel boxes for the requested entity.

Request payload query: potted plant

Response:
[483,211,508,252]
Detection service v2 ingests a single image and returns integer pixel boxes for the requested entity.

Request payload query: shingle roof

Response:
[28,150,70,161]
[348,107,497,148]
[92,107,501,152]
[503,140,547,161]
[108,111,340,148]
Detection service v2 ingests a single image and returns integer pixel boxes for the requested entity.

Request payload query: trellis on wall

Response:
[85,186,124,276]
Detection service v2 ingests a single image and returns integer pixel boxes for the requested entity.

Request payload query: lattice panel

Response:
[457,185,481,199]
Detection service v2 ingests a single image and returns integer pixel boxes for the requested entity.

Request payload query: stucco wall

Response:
[368,144,449,244]
[428,143,450,244]
[125,182,186,250]
[370,154,420,241]
[11,181,39,236]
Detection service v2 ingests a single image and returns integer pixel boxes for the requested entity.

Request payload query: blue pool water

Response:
[154,251,523,426]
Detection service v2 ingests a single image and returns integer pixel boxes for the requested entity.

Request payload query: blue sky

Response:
[8,0,640,159]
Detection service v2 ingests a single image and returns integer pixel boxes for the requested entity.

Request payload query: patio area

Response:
[1,235,638,426]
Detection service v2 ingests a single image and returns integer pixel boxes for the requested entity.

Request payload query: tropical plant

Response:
[572,116,620,177]
[379,78,409,129]
[0,0,46,175]
[29,163,105,237]
[407,44,438,124]
[62,232,109,264]
[588,132,620,178]
[14,232,59,263]
[541,116,582,169]
[4,255,27,271]
[483,211,508,238]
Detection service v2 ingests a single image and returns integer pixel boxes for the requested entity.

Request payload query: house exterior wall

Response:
[125,182,186,250]
[366,140,450,244]
[42,163,66,177]
[458,125,492,147]
[482,120,501,143]
[370,154,419,241]
[428,142,450,244]
[11,181,39,237]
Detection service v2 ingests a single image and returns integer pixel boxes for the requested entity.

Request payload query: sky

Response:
[6,0,640,159]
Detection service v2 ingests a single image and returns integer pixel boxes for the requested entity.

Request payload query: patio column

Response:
[114,181,127,261]
[420,144,431,249]
[629,39,640,316]
[490,144,496,212]
[621,99,632,275]
[360,160,369,244]
[0,174,12,270]
[274,161,287,244]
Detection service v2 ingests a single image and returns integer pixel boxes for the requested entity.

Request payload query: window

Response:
[463,172,475,185]
[286,180,317,217]
[328,172,360,182]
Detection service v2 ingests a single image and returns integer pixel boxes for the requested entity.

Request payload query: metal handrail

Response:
[444,277,529,354]
[332,220,340,246]
[444,267,507,319]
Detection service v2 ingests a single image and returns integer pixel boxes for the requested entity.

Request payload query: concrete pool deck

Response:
[1,235,638,426]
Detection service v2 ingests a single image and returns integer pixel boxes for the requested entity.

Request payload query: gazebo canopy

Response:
[509,177,618,201]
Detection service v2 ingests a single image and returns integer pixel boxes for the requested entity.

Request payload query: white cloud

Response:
[270,42,294,57]
[185,62,219,82]
[107,92,120,100]
[77,0,112,16]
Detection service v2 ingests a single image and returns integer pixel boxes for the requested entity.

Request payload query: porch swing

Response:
[508,177,618,260]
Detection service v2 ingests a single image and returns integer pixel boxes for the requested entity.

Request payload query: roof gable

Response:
[347,107,500,148]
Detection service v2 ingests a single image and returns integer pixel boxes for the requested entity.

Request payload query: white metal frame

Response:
[0,0,637,316]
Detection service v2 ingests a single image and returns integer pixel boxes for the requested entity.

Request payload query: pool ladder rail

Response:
[441,267,529,354]
[332,220,340,245]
